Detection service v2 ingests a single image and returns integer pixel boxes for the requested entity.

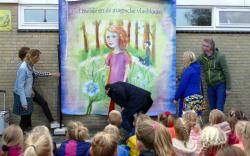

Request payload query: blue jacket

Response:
[13,61,33,106]
[118,145,130,156]
[175,62,201,100]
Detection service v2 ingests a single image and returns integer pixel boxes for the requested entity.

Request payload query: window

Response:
[18,5,58,30]
[177,7,250,32]
[0,0,18,3]
[177,8,212,27]
[216,9,250,27]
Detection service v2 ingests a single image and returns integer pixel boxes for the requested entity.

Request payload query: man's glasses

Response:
[202,44,210,48]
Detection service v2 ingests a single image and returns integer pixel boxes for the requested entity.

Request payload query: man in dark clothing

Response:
[105,81,153,134]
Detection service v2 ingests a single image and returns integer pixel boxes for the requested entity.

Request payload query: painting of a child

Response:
[104,25,132,112]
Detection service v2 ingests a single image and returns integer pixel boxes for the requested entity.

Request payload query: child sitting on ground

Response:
[89,131,118,156]
[227,108,248,145]
[216,146,246,156]
[158,111,176,138]
[108,110,128,144]
[233,121,248,150]
[182,110,202,154]
[209,109,231,136]
[136,120,176,156]
[57,121,90,156]
[172,118,197,156]
[200,126,227,156]
[127,114,151,156]
[23,126,53,156]
[104,124,130,156]
[241,121,250,154]
[0,125,24,156]
[31,126,57,155]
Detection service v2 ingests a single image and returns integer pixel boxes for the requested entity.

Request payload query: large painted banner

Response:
[60,0,176,115]
[0,10,11,31]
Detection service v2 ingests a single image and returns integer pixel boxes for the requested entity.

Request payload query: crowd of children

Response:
[0,108,249,156]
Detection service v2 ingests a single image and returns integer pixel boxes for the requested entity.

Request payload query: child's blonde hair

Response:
[1,125,24,156]
[182,110,199,133]
[235,121,248,140]
[183,51,196,68]
[31,125,50,135]
[134,113,151,128]
[216,146,246,156]
[209,109,226,125]
[136,120,176,156]
[90,132,118,156]
[108,110,122,127]
[67,121,89,141]
[242,122,250,154]
[200,126,227,156]
[201,126,227,147]
[23,128,53,156]
[104,25,128,49]
[103,124,120,141]
[158,112,175,127]
[174,118,190,147]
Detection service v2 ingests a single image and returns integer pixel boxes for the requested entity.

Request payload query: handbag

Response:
[183,94,206,112]
[183,78,206,113]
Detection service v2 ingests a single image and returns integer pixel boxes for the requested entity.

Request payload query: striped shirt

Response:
[33,67,50,77]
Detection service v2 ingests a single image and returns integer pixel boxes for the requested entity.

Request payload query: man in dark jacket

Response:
[105,81,153,134]
[197,38,231,111]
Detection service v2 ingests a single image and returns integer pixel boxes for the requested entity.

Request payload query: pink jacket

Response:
[189,129,201,155]
[172,138,197,156]
[0,144,22,156]
[228,131,239,145]
[214,121,231,135]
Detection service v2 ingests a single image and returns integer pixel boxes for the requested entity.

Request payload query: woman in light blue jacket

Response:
[13,49,41,131]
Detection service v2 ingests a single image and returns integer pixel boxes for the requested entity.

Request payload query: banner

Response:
[60,0,176,115]
[0,10,11,31]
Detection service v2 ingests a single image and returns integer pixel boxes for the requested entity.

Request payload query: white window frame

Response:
[19,0,58,4]
[18,5,58,30]
[176,6,215,31]
[215,8,250,28]
[0,0,18,3]
[177,6,250,32]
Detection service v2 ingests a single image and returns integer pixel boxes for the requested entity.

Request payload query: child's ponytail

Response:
[23,145,38,156]
[77,126,89,140]
[67,121,89,141]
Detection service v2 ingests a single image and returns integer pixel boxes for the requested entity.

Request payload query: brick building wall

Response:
[0,3,249,130]
[0,3,59,127]
[177,33,250,119]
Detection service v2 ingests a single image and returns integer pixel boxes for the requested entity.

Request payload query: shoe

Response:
[50,121,63,129]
